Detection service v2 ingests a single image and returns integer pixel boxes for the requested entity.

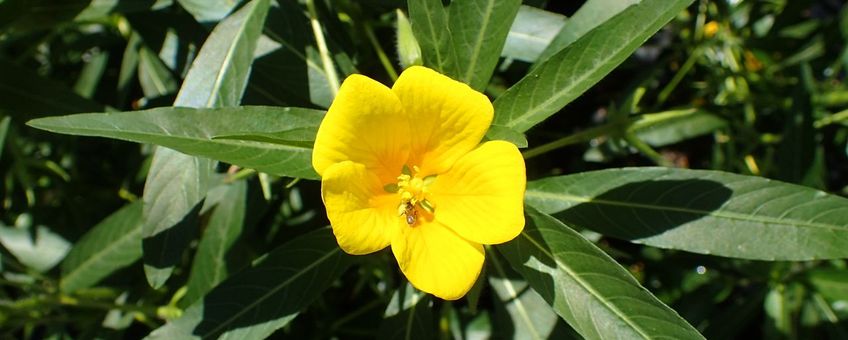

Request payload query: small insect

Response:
[404,203,418,225]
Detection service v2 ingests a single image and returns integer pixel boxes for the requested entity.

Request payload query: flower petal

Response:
[429,141,526,245]
[313,74,410,182]
[322,161,401,255]
[392,66,493,175]
[391,220,484,300]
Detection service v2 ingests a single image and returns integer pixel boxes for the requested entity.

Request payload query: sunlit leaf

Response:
[492,0,693,132]
[449,0,520,90]
[408,0,458,78]
[141,0,271,288]
[526,167,848,260]
[501,5,566,63]
[0,224,71,273]
[496,207,704,339]
[377,283,434,340]
[27,106,323,179]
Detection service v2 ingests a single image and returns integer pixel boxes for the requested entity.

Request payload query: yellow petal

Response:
[429,141,525,245]
[322,161,401,255]
[313,74,410,182]
[391,220,484,300]
[392,66,493,175]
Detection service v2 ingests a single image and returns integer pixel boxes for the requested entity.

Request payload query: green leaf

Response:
[182,181,249,306]
[0,224,71,273]
[60,202,144,293]
[377,283,434,340]
[630,109,727,147]
[141,149,213,288]
[534,0,640,66]
[448,0,520,90]
[138,46,179,98]
[0,116,10,159]
[807,268,848,302]
[147,228,352,339]
[73,50,109,99]
[141,0,271,288]
[27,106,324,179]
[496,207,704,339]
[492,0,693,133]
[501,5,566,63]
[408,0,458,78]
[484,124,528,148]
[525,167,848,261]
[174,0,270,108]
[177,0,242,23]
[489,251,568,340]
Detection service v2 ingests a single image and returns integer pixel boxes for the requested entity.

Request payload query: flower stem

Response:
[364,22,399,81]
[521,121,626,160]
[307,0,340,96]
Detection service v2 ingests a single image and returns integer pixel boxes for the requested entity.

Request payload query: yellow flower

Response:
[312,66,526,300]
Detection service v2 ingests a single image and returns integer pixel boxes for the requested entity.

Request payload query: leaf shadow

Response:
[550,179,732,240]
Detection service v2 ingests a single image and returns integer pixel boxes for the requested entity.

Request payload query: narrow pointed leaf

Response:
[182,181,250,306]
[534,0,640,66]
[408,0,459,78]
[449,0,520,90]
[489,252,565,340]
[501,6,566,63]
[377,283,434,340]
[177,0,242,23]
[492,0,693,132]
[496,207,704,339]
[525,168,848,260]
[141,0,271,288]
[147,228,352,340]
[27,106,323,179]
[60,202,144,293]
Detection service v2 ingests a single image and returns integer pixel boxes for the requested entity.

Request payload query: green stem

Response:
[307,0,341,96]
[364,22,399,81]
[813,108,848,128]
[329,298,384,330]
[522,121,626,160]
[623,132,673,167]
[657,46,702,105]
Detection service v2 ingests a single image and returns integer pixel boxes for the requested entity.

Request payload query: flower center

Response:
[386,165,436,226]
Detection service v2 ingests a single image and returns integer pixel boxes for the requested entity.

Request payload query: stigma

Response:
[390,165,436,226]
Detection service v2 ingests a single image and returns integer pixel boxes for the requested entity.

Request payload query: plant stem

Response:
[522,121,626,160]
[364,22,399,81]
[307,0,341,96]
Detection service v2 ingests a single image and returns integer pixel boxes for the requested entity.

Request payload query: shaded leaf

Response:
[138,46,179,98]
[492,0,693,132]
[496,206,704,339]
[525,167,848,260]
[631,109,727,147]
[147,228,352,339]
[485,124,527,148]
[177,0,242,23]
[182,181,250,306]
[449,0,520,90]
[807,268,848,302]
[0,58,105,120]
[489,251,568,340]
[60,202,144,293]
[27,106,324,179]
[377,283,434,340]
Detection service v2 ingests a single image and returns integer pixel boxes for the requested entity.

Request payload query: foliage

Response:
[2,0,848,338]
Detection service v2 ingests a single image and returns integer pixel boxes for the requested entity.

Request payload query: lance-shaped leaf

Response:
[496,207,704,339]
[501,6,566,63]
[178,0,242,24]
[525,167,848,261]
[146,228,352,339]
[60,202,144,293]
[408,0,458,78]
[377,283,434,340]
[534,0,640,66]
[181,181,251,306]
[492,0,693,133]
[449,0,520,90]
[141,0,270,288]
[27,106,323,179]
